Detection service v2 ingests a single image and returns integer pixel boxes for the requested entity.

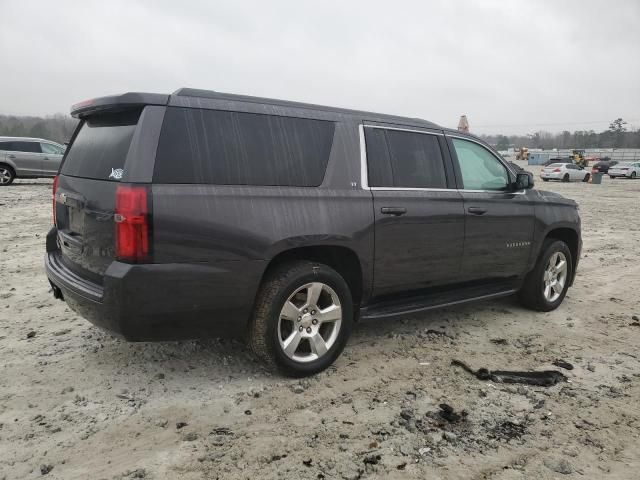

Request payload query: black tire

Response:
[562,173,570,182]
[248,260,353,377]
[0,164,15,186]
[632,172,637,179]
[610,176,615,179]
[542,178,549,182]
[518,239,572,312]
[583,173,590,182]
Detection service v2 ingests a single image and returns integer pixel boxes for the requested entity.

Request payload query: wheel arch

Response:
[543,227,580,285]
[260,245,365,309]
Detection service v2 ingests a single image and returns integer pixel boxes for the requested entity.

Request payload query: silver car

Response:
[540,162,590,182]
[609,161,640,179]
[0,136,65,185]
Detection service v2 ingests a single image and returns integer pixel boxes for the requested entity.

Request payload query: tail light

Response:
[52,175,59,225]
[553,168,561,172]
[114,185,151,262]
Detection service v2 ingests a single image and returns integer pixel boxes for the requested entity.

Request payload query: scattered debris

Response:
[40,464,53,475]
[490,338,508,345]
[451,359,567,387]
[183,432,198,441]
[176,422,188,429]
[26,331,36,339]
[438,403,467,423]
[552,359,574,370]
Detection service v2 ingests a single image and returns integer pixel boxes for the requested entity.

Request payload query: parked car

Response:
[540,163,590,182]
[0,136,65,185]
[591,158,618,174]
[543,157,573,167]
[45,89,582,376]
[608,161,640,179]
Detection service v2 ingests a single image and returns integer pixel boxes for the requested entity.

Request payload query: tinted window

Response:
[364,128,393,187]
[61,110,140,181]
[452,138,509,191]
[0,142,13,151]
[8,141,41,153]
[364,127,446,188]
[153,107,335,186]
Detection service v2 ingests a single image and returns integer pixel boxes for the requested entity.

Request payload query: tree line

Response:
[1,113,638,152]
[481,119,640,151]
[0,114,78,144]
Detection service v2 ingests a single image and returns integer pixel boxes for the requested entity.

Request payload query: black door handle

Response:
[381,207,407,216]
[468,207,487,215]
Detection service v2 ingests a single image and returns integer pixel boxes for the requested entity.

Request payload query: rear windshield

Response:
[61,109,140,181]
[153,107,335,186]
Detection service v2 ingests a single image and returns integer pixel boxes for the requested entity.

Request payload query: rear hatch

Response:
[55,109,142,283]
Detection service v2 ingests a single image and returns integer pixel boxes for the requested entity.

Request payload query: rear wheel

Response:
[583,173,590,182]
[518,239,572,312]
[248,261,353,376]
[562,173,570,182]
[542,178,549,182]
[0,165,15,186]
[632,172,637,179]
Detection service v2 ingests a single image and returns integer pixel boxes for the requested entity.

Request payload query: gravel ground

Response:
[1,166,639,479]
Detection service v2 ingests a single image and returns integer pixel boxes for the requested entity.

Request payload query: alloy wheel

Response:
[277,282,342,363]
[543,252,568,302]
[0,168,12,184]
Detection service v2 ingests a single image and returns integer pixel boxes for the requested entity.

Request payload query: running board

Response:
[360,283,518,320]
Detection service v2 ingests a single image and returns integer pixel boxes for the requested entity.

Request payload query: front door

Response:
[40,142,64,176]
[447,136,534,280]
[364,125,465,298]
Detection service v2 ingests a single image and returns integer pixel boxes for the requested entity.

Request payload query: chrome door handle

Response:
[8,154,15,159]
[381,207,407,216]
[468,207,487,215]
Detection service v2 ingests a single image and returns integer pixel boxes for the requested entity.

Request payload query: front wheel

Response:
[583,173,590,182]
[562,173,570,182]
[631,172,637,179]
[518,239,572,312]
[542,178,549,182]
[248,261,353,376]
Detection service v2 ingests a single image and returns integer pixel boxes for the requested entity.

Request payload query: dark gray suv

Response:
[45,89,582,376]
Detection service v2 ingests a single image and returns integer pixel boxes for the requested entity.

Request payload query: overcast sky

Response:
[1,0,638,134]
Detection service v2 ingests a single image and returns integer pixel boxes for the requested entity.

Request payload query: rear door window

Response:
[61,110,140,181]
[0,142,14,151]
[154,107,335,186]
[364,127,447,188]
[10,141,42,153]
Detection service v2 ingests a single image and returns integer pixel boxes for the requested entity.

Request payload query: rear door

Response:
[364,125,465,297]
[7,141,42,175]
[55,109,142,281]
[447,135,534,281]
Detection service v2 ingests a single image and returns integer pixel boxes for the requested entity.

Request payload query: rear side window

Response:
[61,110,140,181]
[154,107,335,186]
[3,141,41,153]
[365,127,447,188]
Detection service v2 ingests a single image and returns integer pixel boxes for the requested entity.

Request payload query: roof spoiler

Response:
[70,92,169,118]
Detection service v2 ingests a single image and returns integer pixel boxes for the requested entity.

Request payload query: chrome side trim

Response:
[364,125,444,136]
[359,124,369,189]
[370,186,526,195]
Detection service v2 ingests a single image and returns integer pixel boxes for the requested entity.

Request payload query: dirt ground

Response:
[1,165,639,480]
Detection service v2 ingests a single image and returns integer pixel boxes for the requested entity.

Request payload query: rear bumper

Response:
[540,172,562,180]
[45,248,265,341]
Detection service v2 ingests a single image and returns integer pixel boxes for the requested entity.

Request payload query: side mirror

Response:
[515,172,534,190]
